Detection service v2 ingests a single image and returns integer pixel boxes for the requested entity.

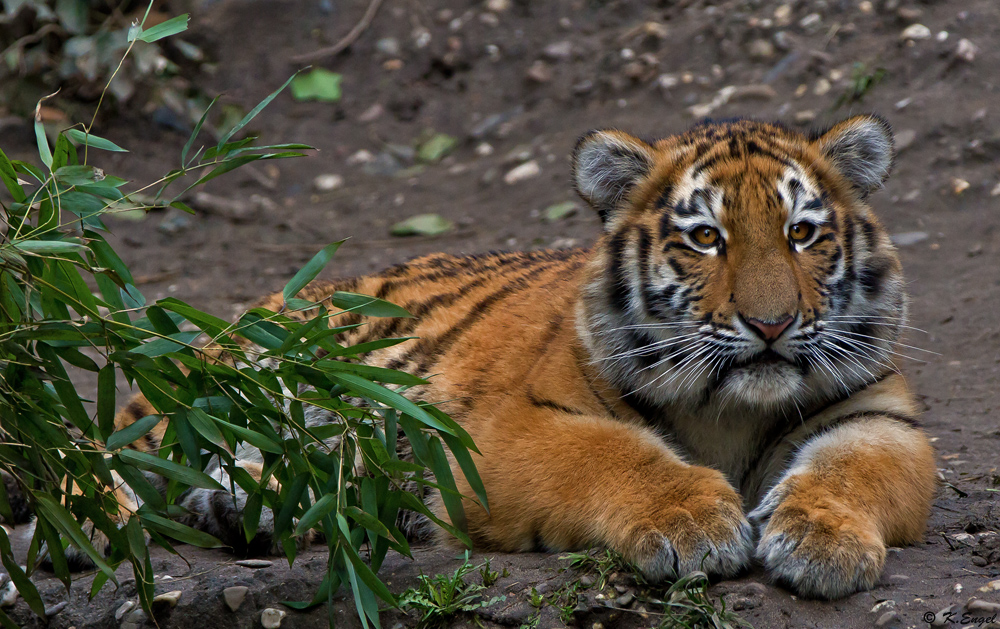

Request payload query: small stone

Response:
[503,145,533,165]
[774,4,792,25]
[152,590,182,608]
[0,582,17,608]
[814,78,831,96]
[474,142,494,157]
[799,13,821,28]
[657,74,679,90]
[952,178,970,195]
[382,59,403,71]
[932,605,960,627]
[615,592,634,607]
[261,608,286,629]
[747,39,775,60]
[936,30,948,42]
[890,231,928,247]
[896,7,923,21]
[543,41,573,60]
[313,174,343,191]
[871,600,896,613]
[572,79,594,95]
[236,559,273,569]
[991,182,1000,197]
[45,601,68,617]
[972,556,988,567]
[504,160,540,184]
[859,1,873,14]
[347,150,375,165]
[115,601,135,620]
[224,586,250,612]
[358,103,384,123]
[375,37,400,56]
[486,0,510,12]
[952,583,963,594]
[968,600,1000,613]
[900,24,931,40]
[955,39,977,62]
[122,609,147,629]
[579,575,595,587]
[895,129,917,152]
[526,60,553,83]
[979,579,1000,592]
[876,610,900,627]
[888,574,910,583]
[795,110,817,124]
[895,97,912,110]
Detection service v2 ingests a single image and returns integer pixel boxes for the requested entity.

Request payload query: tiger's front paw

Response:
[750,483,885,599]
[629,467,753,582]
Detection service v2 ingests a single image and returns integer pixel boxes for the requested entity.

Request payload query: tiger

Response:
[11,114,936,600]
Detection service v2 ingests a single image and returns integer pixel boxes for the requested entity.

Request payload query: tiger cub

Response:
[109,114,935,600]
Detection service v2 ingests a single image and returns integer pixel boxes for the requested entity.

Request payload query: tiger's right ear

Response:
[572,130,655,223]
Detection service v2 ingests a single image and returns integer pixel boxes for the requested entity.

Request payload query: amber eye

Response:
[789,222,816,244]
[691,225,721,247]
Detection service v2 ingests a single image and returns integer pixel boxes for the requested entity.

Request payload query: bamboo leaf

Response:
[283,241,345,303]
[117,450,224,490]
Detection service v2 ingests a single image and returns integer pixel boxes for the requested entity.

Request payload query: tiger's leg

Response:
[748,417,936,599]
[447,409,753,581]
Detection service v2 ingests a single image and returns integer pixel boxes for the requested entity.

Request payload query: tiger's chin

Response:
[717,359,806,408]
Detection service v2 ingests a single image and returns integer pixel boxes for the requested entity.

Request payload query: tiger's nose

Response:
[741,314,794,342]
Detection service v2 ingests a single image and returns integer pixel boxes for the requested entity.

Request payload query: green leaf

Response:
[441,430,488,512]
[314,360,426,386]
[542,201,578,222]
[182,97,220,165]
[106,414,162,451]
[329,292,411,318]
[54,164,101,186]
[291,69,343,102]
[64,129,128,153]
[416,133,457,163]
[117,450,225,490]
[216,71,300,151]
[136,14,190,43]
[140,513,224,548]
[131,331,200,357]
[283,240,345,303]
[328,372,452,435]
[187,407,231,451]
[34,494,117,582]
[294,494,336,535]
[0,529,46,617]
[213,418,283,454]
[35,116,52,169]
[390,213,454,237]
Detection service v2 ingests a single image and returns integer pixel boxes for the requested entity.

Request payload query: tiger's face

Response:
[574,116,905,410]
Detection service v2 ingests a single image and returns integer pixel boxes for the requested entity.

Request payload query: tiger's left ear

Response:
[814,114,894,196]
[572,130,655,223]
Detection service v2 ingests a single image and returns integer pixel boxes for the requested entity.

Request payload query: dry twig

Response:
[291,0,385,64]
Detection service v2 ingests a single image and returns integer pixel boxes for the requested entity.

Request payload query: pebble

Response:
[503,160,540,184]
[579,575,595,587]
[615,592,634,607]
[871,600,896,613]
[968,599,1000,613]
[875,610,900,626]
[799,13,821,28]
[795,110,817,124]
[115,601,135,620]
[890,231,928,247]
[236,559,273,569]
[45,601,68,617]
[313,174,343,191]
[748,39,775,60]
[358,103,384,122]
[953,583,963,594]
[888,574,910,583]
[224,586,250,612]
[931,604,960,627]
[979,579,1000,592]
[814,78,831,96]
[526,60,553,83]
[486,0,510,12]
[657,74,679,90]
[152,590,182,607]
[543,41,573,61]
[347,150,375,165]
[774,4,792,25]
[900,24,931,41]
[375,37,400,56]
[474,142,494,157]
[991,182,1000,197]
[952,178,970,195]
[122,608,147,629]
[261,607,286,628]
[0,582,17,608]
[955,39,977,62]
[895,129,917,152]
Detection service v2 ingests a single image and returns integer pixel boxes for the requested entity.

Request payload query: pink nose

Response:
[743,315,793,342]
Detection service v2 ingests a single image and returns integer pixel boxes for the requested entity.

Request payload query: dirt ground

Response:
[3,0,1000,626]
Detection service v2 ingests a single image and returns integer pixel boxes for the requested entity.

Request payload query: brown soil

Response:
[3,0,1000,627]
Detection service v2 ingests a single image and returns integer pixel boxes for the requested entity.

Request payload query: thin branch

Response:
[290,0,384,64]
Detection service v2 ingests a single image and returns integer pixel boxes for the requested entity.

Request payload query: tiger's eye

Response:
[692,226,720,246]
[789,222,815,243]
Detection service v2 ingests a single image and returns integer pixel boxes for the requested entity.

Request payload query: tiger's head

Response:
[573,116,905,411]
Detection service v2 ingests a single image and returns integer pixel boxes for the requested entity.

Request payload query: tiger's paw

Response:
[750,483,885,599]
[629,468,753,581]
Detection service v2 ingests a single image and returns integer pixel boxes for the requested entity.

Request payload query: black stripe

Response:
[606,227,633,312]
[526,391,584,416]
[833,410,921,429]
